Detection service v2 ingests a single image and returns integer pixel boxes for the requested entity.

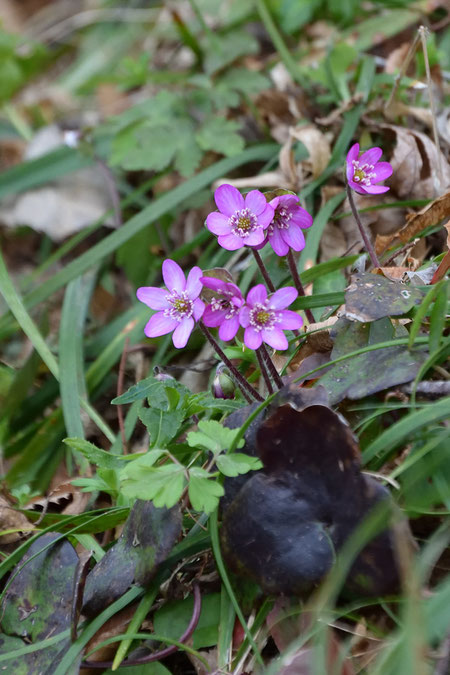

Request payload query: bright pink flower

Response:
[206,184,274,250]
[266,194,313,256]
[346,143,393,195]
[239,285,302,351]
[201,276,244,342]
[137,259,204,349]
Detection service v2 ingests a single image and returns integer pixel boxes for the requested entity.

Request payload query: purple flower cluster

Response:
[137,260,302,350]
[206,184,312,256]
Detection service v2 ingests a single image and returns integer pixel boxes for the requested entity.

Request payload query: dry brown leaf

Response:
[430,220,450,283]
[290,124,331,178]
[375,190,450,253]
[0,496,33,543]
[376,267,410,281]
[384,43,412,74]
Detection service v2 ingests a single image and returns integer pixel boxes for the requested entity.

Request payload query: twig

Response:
[80,583,202,668]
[117,337,130,454]
[251,249,276,292]
[260,343,284,390]
[384,30,421,112]
[400,381,450,397]
[381,238,420,266]
[286,250,315,324]
[70,551,92,642]
[199,322,263,403]
[346,185,380,269]
[256,348,274,394]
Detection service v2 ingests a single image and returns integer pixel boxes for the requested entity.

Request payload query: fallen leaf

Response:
[221,386,403,597]
[375,191,450,253]
[82,500,181,617]
[290,124,331,178]
[345,273,424,322]
[0,496,33,543]
[0,533,80,672]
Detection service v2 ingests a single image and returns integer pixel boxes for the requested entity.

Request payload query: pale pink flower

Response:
[346,143,393,195]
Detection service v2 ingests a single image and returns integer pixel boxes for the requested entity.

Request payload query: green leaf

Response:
[112,376,191,408]
[429,283,448,354]
[121,464,186,508]
[196,117,244,156]
[153,593,221,650]
[216,453,263,478]
[188,470,224,513]
[64,438,129,470]
[187,420,244,455]
[218,68,271,95]
[138,408,184,448]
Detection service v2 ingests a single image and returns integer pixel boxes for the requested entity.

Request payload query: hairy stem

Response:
[199,322,263,402]
[346,184,380,268]
[256,348,274,394]
[260,343,284,389]
[286,250,315,325]
[251,248,276,292]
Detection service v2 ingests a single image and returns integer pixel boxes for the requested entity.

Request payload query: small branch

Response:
[199,322,263,403]
[346,185,380,269]
[81,584,202,669]
[419,26,444,192]
[117,337,130,454]
[251,248,276,292]
[287,250,315,325]
[400,381,450,397]
[260,343,284,390]
[256,348,274,394]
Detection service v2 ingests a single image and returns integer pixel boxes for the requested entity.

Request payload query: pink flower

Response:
[201,276,244,341]
[346,143,393,195]
[137,259,205,349]
[239,285,302,351]
[206,184,274,250]
[266,194,313,256]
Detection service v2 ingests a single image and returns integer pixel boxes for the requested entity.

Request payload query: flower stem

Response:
[260,343,284,390]
[286,250,315,325]
[199,322,263,403]
[251,248,276,292]
[346,184,380,269]
[256,348,274,394]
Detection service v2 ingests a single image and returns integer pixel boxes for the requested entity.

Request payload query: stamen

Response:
[249,302,281,332]
[229,208,258,238]
[164,290,194,322]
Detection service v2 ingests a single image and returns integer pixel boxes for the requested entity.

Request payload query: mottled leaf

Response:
[345,273,423,322]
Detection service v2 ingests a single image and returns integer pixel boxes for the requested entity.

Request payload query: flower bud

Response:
[153,366,174,382]
[212,364,235,400]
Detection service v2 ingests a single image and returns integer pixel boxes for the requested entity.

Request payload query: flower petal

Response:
[193,298,205,321]
[244,326,262,349]
[219,316,240,341]
[136,286,169,310]
[162,259,186,293]
[269,287,298,309]
[218,233,245,250]
[244,190,267,215]
[362,184,390,194]
[172,317,194,348]
[245,229,266,247]
[239,305,251,327]
[269,227,289,256]
[257,204,275,229]
[282,223,305,252]
[186,266,203,298]
[247,284,267,306]
[203,305,227,327]
[346,143,359,164]
[201,276,225,291]
[359,146,383,166]
[144,312,177,338]
[290,207,313,229]
[278,309,303,330]
[371,161,393,182]
[348,179,366,195]
[262,328,288,350]
[215,184,244,216]
[206,212,231,235]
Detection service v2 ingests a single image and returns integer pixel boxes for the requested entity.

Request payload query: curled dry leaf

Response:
[430,221,450,283]
[290,124,331,179]
[375,191,450,254]
[0,496,33,543]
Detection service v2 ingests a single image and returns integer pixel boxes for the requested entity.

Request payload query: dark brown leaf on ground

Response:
[221,386,402,597]
[82,500,181,617]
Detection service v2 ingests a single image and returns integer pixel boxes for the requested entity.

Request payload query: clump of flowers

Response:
[346,143,393,195]
[206,184,274,250]
[136,259,204,349]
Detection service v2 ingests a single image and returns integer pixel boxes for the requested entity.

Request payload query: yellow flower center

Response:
[256,310,271,325]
